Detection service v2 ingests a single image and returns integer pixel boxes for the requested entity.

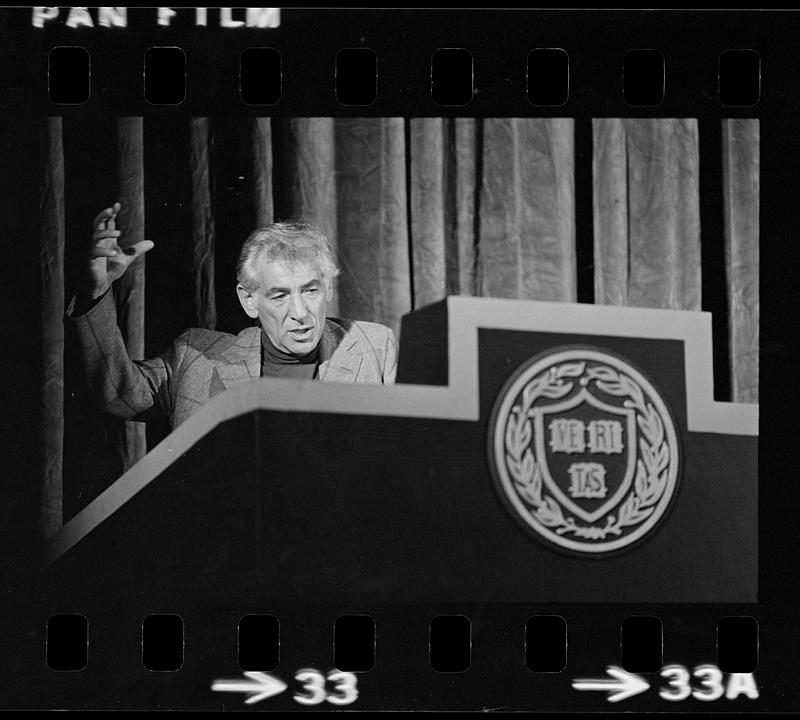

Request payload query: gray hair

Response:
[236,221,340,293]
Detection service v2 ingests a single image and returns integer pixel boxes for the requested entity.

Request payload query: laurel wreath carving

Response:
[504,362,671,541]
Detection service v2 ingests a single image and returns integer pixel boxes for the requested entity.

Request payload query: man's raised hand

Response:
[85,202,154,301]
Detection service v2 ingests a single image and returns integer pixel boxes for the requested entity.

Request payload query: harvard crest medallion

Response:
[489,348,680,554]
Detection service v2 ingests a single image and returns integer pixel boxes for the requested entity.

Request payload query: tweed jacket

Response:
[71,290,398,429]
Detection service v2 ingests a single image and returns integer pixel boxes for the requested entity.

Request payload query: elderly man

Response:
[71,202,397,429]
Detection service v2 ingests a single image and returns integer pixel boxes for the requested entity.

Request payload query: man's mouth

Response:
[289,327,313,340]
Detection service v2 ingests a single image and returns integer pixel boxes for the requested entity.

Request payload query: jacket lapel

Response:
[318,321,363,383]
[213,327,262,391]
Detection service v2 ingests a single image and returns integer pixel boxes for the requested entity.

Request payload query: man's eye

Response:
[304,287,319,294]
[270,294,287,302]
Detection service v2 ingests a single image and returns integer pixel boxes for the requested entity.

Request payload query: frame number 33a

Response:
[659,664,759,702]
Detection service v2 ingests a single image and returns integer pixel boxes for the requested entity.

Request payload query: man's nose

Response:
[287,292,308,320]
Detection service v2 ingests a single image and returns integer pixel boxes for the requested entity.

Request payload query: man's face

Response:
[239,258,331,357]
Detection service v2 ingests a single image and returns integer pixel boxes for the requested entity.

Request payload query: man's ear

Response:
[236,283,260,319]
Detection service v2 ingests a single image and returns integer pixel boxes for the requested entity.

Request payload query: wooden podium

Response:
[46,296,757,606]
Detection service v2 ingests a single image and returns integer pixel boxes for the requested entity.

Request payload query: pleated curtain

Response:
[593,118,702,310]
[35,116,759,537]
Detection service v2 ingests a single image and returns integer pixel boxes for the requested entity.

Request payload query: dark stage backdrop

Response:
[12,115,758,541]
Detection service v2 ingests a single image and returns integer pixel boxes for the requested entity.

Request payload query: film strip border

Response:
[32,606,767,711]
[31,43,762,109]
[0,8,770,116]
[46,612,758,675]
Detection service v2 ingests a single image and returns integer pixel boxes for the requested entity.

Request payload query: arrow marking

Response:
[572,665,650,703]
[211,671,288,704]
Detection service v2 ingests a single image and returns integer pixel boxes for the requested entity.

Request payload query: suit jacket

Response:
[71,290,398,429]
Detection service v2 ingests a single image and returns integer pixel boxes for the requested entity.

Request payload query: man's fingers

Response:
[92,202,122,229]
[89,246,120,259]
[107,201,121,232]
[92,228,121,241]
[90,240,122,258]
[92,235,122,252]
[92,207,113,228]
[123,240,155,257]
[90,239,152,260]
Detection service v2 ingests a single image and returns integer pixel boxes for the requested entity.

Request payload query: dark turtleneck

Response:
[260,328,320,379]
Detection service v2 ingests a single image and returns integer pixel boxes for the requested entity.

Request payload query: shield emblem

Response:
[532,388,637,523]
